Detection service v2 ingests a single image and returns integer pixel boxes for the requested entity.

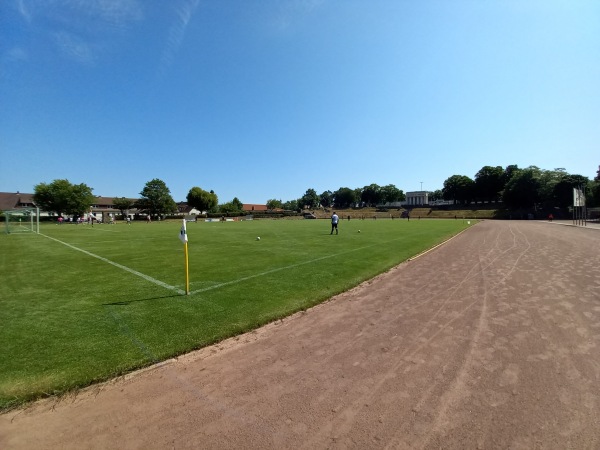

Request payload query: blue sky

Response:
[1,0,599,204]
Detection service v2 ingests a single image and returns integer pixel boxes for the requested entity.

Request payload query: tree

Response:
[502,169,540,209]
[333,187,357,208]
[380,184,404,204]
[231,197,243,211]
[299,188,319,209]
[501,165,520,185]
[474,166,504,203]
[186,187,218,213]
[353,188,362,206]
[588,180,600,207]
[282,199,299,211]
[319,191,333,208]
[361,183,383,206]
[219,197,244,213]
[219,198,243,214]
[137,179,177,217]
[534,167,565,207]
[112,197,134,217]
[552,174,589,208]
[429,189,443,202]
[33,179,95,216]
[442,175,474,205]
[266,199,283,210]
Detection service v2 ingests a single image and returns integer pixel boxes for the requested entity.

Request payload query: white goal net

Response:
[3,208,40,234]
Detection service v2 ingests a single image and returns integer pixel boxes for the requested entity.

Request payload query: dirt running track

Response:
[1,220,600,449]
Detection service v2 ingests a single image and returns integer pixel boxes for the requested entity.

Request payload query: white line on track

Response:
[40,233,185,295]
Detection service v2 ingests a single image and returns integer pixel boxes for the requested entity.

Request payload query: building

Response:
[0,192,138,220]
[405,191,429,206]
[242,204,268,212]
[0,192,36,211]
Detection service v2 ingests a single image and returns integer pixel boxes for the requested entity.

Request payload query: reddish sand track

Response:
[1,220,599,449]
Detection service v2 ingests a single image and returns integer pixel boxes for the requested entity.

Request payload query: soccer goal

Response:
[3,208,40,234]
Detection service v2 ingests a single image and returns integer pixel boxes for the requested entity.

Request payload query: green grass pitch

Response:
[0,217,470,409]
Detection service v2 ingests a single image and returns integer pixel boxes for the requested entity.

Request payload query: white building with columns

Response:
[405,191,429,206]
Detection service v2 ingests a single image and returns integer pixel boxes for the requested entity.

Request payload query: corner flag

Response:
[179,218,190,295]
[179,218,188,243]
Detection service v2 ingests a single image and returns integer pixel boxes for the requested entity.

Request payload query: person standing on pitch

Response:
[331,211,339,235]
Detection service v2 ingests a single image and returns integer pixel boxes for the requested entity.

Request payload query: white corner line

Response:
[40,233,185,295]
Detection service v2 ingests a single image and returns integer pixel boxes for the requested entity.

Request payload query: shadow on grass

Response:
[103,293,182,306]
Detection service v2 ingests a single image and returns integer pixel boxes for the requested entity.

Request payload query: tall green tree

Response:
[361,183,383,206]
[588,180,600,207]
[282,199,299,211]
[266,199,284,210]
[429,189,443,202]
[502,169,540,209]
[137,179,177,217]
[299,188,319,209]
[380,184,404,204]
[333,187,357,208]
[112,197,134,217]
[33,179,95,216]
[474,166,504,203]
[187,187,218,213]
[219,197,244,213]
[552,174,589,208]
[442,175,474,205]
[319,191,333,208]
[534,167,566,206]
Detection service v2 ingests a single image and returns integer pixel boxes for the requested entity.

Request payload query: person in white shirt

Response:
[330,212,339,235]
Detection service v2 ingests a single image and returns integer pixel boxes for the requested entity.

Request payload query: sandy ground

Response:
[1,220,599,449]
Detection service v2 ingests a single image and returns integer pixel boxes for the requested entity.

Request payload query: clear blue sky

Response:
[2,0,599,204]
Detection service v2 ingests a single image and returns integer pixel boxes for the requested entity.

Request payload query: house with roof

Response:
[0,192,36,211]
[242,203,268,212]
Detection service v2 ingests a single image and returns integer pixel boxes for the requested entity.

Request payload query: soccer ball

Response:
[358,230,361,233]
[256,237,261,241]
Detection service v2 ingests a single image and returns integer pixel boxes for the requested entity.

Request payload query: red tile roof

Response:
[242,204,268,212]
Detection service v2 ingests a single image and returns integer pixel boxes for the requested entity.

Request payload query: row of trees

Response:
[29,164,600,218]
[267,184,406,211]
[32,178,181,218]
[278,165,600,212]
[32,178,241,218]
[437,165,600,209]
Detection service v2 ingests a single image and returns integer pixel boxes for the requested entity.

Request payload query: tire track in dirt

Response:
[300,224,528,448]
[414,223,532,449]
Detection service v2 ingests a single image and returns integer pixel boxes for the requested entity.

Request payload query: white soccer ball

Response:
[256,236,260,240]
[358,230,361,233]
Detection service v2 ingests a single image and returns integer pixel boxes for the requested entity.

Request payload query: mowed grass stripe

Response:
[189,233,428,295]
[0,218,469,409]
[40,233,185,295]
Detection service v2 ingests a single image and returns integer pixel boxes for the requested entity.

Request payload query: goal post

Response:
[3,208,40,234]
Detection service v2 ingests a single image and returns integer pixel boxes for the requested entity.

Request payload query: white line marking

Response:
[40,233,185,295]
[190,237,410,295]
[190,254,333,294]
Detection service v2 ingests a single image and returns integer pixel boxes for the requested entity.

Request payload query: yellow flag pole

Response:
[184,241,190,295]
